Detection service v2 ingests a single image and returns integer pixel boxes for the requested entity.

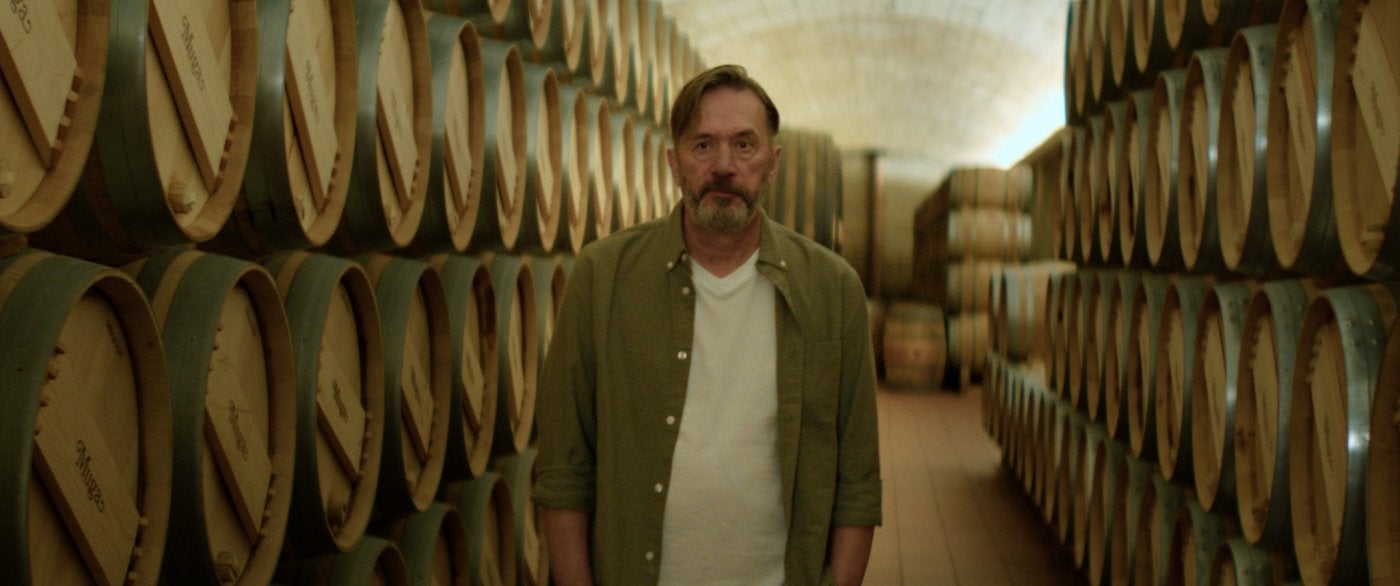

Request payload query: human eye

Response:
[735,138,757,156]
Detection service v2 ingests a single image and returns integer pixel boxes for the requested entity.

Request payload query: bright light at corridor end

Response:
[989,91,1066,168]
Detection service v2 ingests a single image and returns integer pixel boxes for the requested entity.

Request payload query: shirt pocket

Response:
[801,340,842,429]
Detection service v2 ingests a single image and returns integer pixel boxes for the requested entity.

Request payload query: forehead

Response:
[682,87,769,139]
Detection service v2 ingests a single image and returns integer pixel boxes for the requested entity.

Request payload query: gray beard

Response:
[682,183,767,235]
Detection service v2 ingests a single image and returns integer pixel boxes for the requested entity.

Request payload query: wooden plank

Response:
[0,0,77,166]
[444,44,474,214]
[375,0,418,209]
[32,356,142,586]
[317,287,367,478]
[148,0,235,190]
[461,294,485,431]
[203,288,273,542]
[1284,32,1317,202]
[1353,4,1400,197]
[398,295,434,459]
[284,0,339,209]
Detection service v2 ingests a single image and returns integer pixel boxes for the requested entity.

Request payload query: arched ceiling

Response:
[655,0,1071,177]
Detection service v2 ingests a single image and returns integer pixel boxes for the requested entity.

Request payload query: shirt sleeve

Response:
[831,265,883,527]
[533,250,600,511]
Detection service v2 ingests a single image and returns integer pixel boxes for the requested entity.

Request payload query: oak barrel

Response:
[1098,100,1127,266]
[1209,537,1296,585]
[265,252,386,554]
[553,82,595,253]
[360,255,453,516]
[1165,496,1227,586]
[0,250,172,586]
[1127,273,1171,459]
[1154,275,1208,483]
[1117,89,1155,267]
[1102,270,1142,440]
[414,15,486,254]
[583,93,615,241]
[514,63,563,253]
[1369,318,1400,583]
[290,536,409,586]
[390,503,471,586]
[1216,25,1281,276]
[487,254,539,455]
[1190,280,1255,515]
[496,447,549,585]
[429,254,500,481]
[609,109,637,230]
[1145,68,1187,270]
[445,471,519,585]
[1177,47,1230,273]
[882,301,948,391]
[126,250,297,585]
[468,40,528,253]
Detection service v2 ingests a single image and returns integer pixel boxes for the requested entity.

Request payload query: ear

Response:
[667,147,680,185]
[767,145,783,181]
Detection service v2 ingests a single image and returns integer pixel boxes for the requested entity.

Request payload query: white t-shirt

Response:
[659,251,786,585]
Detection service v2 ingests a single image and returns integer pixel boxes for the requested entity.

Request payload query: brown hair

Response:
[669,64,780,140]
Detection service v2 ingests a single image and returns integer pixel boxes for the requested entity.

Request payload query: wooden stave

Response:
[1216,25,1282,277]
[1190,280,1255,516]
[487,254,539,456]
[625,0,653,117]
[327,0,433,253]
[1090,0,1119,106]
[1127,272,1172,459]
[0,0,106,236]
[1054,269,1082,399]
[496,447,549,585]
[1118,89,1156,268]
[1209,536,1297,585]
[1087,429,1124,586]
[216,0,358,257]
[581,93,615,242]
[608,109,637,231]
[1085,270,1122,423]
[429,254,500,481]
[1099,100,1128,266]
[1264,0,1344,274]
[127,250,297,585]
[1234,279,1313,550]
[606,0,634,104]
[1072,421,1103,569]
[1044,400,1068,528]
[359,255,453,516]
[628,121,655,224]
[1080,117,1105,265]
[1166,494,1228,586]
[413,16,487,255]
[447,471,519,585]
[1177,47,1231,273]
[0,250,173,586]
[552,82,594,254]
[1067,270,1098,410]
[1287,283,1397,586]
[1369,317,1400,584]
[29,0,258,264]
[1330,0,1400,278]
[1108,0,1146,94]
[1148,472,1188,586]
[583,0,612,92]
[1145,68,1188,270]
[1162,0,1210,59]
[467,40,529,253]
[1103,270,1143,441]
[1056,409,1084,548]
[514,63,564,254]
[1134,0,1179,85]
[1154,275,1209,483]
[265,252,386,555]
[391,502,471,586]
[1112,456,1156,586]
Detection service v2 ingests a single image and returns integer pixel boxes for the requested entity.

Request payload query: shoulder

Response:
[766,219,860,286]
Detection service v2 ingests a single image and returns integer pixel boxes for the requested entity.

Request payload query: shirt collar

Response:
[659,204,792,274]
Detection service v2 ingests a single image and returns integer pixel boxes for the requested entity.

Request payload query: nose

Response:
[709,144,738,177]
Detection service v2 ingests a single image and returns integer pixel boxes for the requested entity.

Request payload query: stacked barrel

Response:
[907,167,1036,391]
[986,1,1400,585]
[0,0,846,583]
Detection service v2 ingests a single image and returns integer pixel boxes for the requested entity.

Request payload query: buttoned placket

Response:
[649,250,696,575]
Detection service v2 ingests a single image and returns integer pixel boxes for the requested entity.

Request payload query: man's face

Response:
[669,87,781,234]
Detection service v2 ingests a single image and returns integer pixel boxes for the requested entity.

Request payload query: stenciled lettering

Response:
[181,15,206,91]
[74,440,107,513]
[228,399,249,460]
[9,0,32,34]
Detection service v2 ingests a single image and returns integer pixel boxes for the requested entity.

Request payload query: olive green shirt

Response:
[533,206,882,585]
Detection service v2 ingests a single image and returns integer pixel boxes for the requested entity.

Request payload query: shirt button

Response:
[654,483,664,493]
[681,286,691,296]
[645,551,655,561]
[666,415,676,425]
[666,261,674,269]
[780,260,788,267]
[677,350,688,360]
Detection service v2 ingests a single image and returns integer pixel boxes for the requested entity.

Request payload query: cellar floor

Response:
[866,385,1084,586]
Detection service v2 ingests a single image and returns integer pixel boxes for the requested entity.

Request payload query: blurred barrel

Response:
[515,63,563,253]
[1098,100,1127,266]
[1371,318,1400,583]
[1107,0,1143,95]
[1087,434,1125,586]
[446,471,519,585]
[1103,271,1143,440]
[609,110,637,230]
[266,252,385,554]
[1112,458,1155,586]
[1155,275,1208,483]
[1209,537,1295,585]
[1148,473,1187,586]
[582,93,615,241]
[1145,68,1187,270]
[947,167,1026,210]
[1066,271,1096,409]
[1072,423,1102,569]
[607,0,634,103]
[628,123,656,223]
[469,40,529,253]
[496,447,549,585]
[291,536,409,586]
[1234,279,1317,550]
[126,251,296,585]
[1128,273,1171,459]
[0,250,172,586]
[0,0,106,235]
[209,0,358,257]
[30,0,258,264]
[1134,0,1176,82]
[1054,270,1085,399]
[584,0,611,89]
[947,209,1033,261]
[554,82,594,253]
[429,254,500,480]
[948,260,1004,312]
[1266,0,1344,274]
[1190,281,1254,515]
[882,301,947,391]
[360,255,452,515]
[1166,496,1227,586]
[414,16,487,254]
[329,0,433,252]
[1331,0,1400,278]
[1081,271,1115,421]
[1216,25,1280,277]
[488,254,539,455]
[1048,269,1078,395]
[948,312,991,386]
[1177,47,1229,273]
[1081,115,1106,265]
[1118,89,1155,267]
[530,255,568,393]
[998,262,1075,362]
[1289,283,1397,586]
[388,503,471,586]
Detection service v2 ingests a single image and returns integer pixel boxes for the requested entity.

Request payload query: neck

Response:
[682,209,762,278]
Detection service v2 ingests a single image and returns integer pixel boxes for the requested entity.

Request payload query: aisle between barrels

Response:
[868,386,1084,586]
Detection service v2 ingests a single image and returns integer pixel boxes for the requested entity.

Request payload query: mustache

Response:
[697,180,756,202]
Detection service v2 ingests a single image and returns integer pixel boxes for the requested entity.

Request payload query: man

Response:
[534,64,881,585]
